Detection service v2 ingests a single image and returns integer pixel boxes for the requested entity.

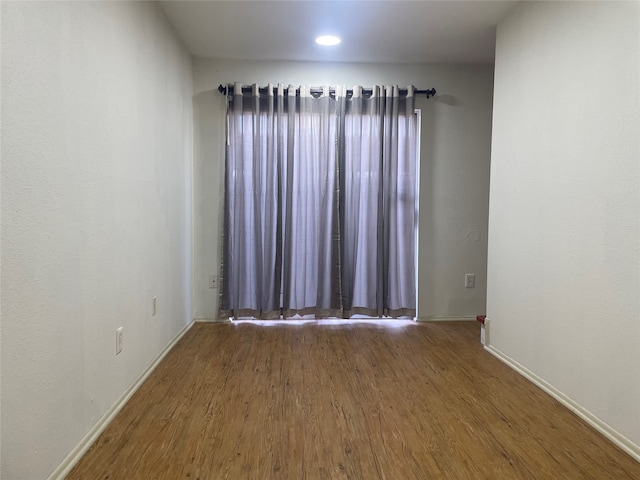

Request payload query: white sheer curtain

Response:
[221,83,417,319]
[339,85,417,317]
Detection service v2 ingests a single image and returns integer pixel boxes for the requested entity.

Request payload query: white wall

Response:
[193,59,494,321]
[0,2,193,478]
[488,0,640,454]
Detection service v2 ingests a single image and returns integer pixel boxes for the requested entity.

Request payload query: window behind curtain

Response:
[221,84,417,320]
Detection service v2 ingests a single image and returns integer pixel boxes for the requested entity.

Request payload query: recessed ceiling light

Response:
[315,35,341,46]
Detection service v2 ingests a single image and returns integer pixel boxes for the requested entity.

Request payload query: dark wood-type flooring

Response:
[67,321,640,479]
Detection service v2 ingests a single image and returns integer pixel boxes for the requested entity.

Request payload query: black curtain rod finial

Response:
[218,84,436,99]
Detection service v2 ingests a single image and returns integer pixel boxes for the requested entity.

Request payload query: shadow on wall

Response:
[434,94,460,106]
[417,95,437,317]
[192,90,227,319]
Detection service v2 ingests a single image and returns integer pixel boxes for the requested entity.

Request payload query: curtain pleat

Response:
[221,84,416,319]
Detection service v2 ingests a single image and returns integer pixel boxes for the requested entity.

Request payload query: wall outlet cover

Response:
[465,273,476,288]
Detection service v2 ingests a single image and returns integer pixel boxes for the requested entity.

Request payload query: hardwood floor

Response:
[67,321,640,479]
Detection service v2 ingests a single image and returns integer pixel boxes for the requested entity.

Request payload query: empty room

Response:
[1,1,638,479]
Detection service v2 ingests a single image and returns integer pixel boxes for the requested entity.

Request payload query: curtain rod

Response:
[218,84,436,99]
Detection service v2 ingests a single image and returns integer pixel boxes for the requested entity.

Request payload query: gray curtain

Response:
[221,83,416,319]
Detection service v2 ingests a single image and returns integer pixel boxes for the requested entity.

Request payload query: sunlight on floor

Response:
[230,318,417,328]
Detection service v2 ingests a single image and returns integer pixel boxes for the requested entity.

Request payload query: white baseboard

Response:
[48,320,195,480]
[417,315,476,322]
[485,345,640,463]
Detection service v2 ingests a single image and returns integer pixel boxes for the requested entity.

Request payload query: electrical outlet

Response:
[465,273,476,288]
[209,274,218,289]
[152,296,157,316]
[116,327,123,355]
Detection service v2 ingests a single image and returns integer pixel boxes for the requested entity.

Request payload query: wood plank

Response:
[67,321,640,479]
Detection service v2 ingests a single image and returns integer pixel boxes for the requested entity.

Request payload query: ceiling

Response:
[159,0,519,65]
